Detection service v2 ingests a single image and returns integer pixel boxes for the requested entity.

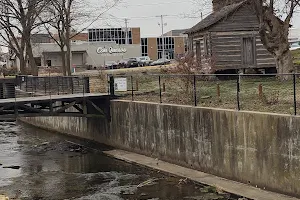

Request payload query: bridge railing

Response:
[15,75,90,97]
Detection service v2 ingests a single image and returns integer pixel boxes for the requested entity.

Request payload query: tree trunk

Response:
[255,6,294,80]
[65,0,72,76]
[60,49,67,76]
[66,41,72,76]
[26,42,38,76]
[19,53,26,75]
[275,50,294,80]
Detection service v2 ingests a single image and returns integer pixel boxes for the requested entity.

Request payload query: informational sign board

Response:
[0,195,9,200]
[114,78,127,92]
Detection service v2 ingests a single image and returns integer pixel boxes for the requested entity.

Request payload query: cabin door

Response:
[242,37,256,66]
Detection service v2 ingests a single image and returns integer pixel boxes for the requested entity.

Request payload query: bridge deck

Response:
[0,93,109,105]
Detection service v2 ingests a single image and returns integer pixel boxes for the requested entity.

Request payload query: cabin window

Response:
[196,41,201,61]
[203,36,209,56]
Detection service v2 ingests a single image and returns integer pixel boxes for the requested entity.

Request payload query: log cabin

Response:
[186,0,277,73]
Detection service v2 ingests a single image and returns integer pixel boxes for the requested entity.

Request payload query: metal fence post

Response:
[294,73,297,115]
[84,76,90,93]
[109,75,115,96]
[193,74,197,106]
[25,76,28,92]
[48,74,51,98]
[61,77,65,94]
[57,76,59,95]
[83,77,85,97]
[34,77,37,94]
[159,75,162,103]
[44,77,47,94]
[31,77,33,95]
[71,77,74,94]
[237,74,240,111]
[131,76,134,101]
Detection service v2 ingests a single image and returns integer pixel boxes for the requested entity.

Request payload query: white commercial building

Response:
[13,41,141,70]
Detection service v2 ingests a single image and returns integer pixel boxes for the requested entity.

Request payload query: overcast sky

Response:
[89,0,210,37]
[88,0,300,38]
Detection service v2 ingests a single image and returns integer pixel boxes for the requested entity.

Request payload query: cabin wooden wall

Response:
[211,32,275,70]
[210,3,259,32]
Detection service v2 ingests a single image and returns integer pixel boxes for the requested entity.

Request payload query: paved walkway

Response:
[104,149,300,200]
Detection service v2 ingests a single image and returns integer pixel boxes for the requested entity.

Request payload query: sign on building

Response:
[96,47,127,54]
[114,78,127,92]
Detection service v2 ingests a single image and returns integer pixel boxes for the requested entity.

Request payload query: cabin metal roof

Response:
[186,0,247,34]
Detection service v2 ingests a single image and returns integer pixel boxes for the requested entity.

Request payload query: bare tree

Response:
[253,0,300,79]
[43,0,119,76]
[43,0,69,75]
[0,0,50,75]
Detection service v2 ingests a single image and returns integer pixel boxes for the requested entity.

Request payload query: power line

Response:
[119,0,194,7]
[107,14,201,20]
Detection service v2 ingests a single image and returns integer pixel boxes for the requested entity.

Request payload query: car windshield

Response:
[140,57,145,60]
[291,43,300,47]
[106,61,115,64]
[129,58,137,61]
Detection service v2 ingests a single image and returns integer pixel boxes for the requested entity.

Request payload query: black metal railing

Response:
[109,73,300,115]
[16,75,90,97]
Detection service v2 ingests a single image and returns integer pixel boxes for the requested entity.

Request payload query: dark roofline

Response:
[185,0,248,34]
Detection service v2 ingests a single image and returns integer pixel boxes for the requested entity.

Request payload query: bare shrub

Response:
[161,53,216,103]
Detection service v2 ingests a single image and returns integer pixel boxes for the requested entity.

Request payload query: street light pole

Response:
[124,18,129,45]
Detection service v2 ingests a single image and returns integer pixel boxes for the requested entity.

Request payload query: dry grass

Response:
[38,65,300,115]
[105,74,299,115]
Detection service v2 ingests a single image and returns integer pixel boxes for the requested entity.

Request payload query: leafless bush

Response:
[262,91,279,105]
[162,53,216,95]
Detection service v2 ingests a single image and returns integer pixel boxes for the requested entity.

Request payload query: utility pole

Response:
[124,18,129,45]
[159,15,167,61]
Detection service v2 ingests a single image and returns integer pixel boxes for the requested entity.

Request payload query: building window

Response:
[157,37,175,59]
[88,28,133,44]
[141,38,148,56]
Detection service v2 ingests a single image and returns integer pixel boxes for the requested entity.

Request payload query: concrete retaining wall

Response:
[20,100,300,197]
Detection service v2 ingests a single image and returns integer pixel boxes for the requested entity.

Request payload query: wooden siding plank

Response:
[216,60,242,65]
[256,54,274,59]
[216,55,242,60]
[212,46,241,51]
[213,31,258,36]
[213,40,242,45]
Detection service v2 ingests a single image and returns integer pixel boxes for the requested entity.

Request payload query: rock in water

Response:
[3,165,21,169]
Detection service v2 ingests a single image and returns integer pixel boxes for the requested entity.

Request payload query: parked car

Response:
[127,58,139,68]
[138,56,153,66]
[118,59,129,68]
[290,42,300,51]
[105,61,118,69]
[150,58,171,66]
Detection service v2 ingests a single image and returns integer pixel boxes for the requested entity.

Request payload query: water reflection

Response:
[0,122,240,200]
